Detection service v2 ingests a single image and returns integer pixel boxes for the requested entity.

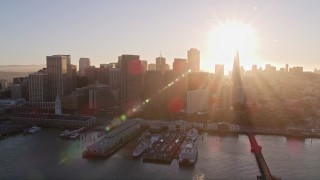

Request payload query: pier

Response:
[83,120,145,158]
[143,131,185,164]
[247,133,281,180]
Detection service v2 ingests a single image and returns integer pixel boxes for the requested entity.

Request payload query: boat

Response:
[186,128,198,141]
[70,132,80,139]
[60,130,71,138]
[178,142,198,165]
[28,126,41,134]
[149,134,161,148]
[132,141,148,158]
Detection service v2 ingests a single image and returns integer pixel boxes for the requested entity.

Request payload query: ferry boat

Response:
[28,126,41,134]
[186,128,198,141]
[60,130,71,138]
[70,132,80,139]
[132,141,149,158]
[178,142,198,165]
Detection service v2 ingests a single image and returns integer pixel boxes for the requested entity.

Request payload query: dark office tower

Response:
[29,72,48,102]
[84,66,97,84]
[109,68,120,89]
[67,64,77,94]
[47,55,71,101]
[144,70,165,110]
[156,56,166,73]
[79,58,90,76]
[232,51,241,86]
[141,60,148,71]
[173,58,188,74]
[232,51,245,106]
[188,72,209,91]
[164,70,188,113]
[119,55,143,112]
[97,67,109,85]
[187,48,200,72]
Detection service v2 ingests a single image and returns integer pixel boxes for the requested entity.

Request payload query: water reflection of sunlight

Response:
[192,168,205,180]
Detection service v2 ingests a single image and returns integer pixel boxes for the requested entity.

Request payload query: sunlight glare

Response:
[205,21,258,71]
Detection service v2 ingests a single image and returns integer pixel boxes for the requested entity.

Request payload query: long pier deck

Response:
[247,133,281,180]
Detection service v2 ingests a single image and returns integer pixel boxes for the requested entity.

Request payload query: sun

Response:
[204,21,258,72]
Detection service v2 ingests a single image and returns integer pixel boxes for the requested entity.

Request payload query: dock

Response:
[83,120,145,158]
[143,131,185,164]
[247,133,281,180]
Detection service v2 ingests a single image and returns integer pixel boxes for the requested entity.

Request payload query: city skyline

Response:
[1,0,320,72]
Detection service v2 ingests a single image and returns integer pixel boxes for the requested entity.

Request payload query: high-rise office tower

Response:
[215,64,224,82]
[29,72,48,102]
[47,55,71,101]
[173,58,188,73]
[141,60,148,71]
[156,56,166,73]
[109,68,121,89]
[232,51,241,86]
[232,51,245,105]
[119,55,143,112]
[79,58,91,76]
[84,66,97,84]
[187,48,200,72]
[144,70,165,110]
[188,72,209,91]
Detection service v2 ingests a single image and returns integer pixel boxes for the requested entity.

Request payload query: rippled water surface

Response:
[0,129,319,179]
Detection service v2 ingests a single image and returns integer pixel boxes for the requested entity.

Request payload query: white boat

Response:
[178,142,198,165]
[132,141,148,158]
[186,128,198,141]
[70,132,79,139]
[60,130,71,138]
[149,134,161,148]
[29,126,41,134]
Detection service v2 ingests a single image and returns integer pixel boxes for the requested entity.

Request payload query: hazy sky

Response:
[1,0,320,72]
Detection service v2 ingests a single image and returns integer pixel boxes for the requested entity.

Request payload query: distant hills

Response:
[0,65,46,72]
[0,65,46,82]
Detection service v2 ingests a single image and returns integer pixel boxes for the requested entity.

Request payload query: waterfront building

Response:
[85,120,141,156]
[79,58,91,76]
[119,55,143,112]
[187,48,200,72]
[11,113,96,129]
[0,98,26,110]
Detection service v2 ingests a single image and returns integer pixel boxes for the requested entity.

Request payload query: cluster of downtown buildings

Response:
[0,48,308,120]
